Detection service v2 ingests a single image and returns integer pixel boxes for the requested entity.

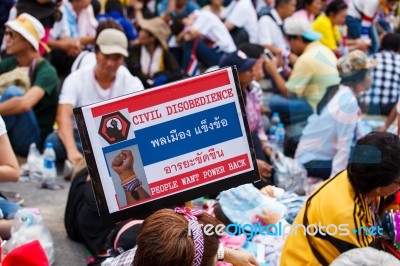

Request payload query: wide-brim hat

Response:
[218,184,287,225]
[140,17,171,50]
[5,13,46,51]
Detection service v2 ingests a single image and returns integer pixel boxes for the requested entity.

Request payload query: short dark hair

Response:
[347,132,400,194]
[380,33,400,52]
[105,0,123,15]
[325,0,347,16]
[275,0,294,8]
[238,43,264,59]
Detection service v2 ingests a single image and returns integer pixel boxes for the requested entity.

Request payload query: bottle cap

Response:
[45,142,53,148]
[277,123,284,128]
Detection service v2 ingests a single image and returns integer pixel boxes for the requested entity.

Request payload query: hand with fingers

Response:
[112,150,136,184]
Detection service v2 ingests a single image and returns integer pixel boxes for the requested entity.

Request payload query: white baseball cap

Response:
[96,29,128,57]
[284,17,322,41]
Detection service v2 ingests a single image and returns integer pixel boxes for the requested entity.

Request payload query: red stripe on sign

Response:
[148,154,250,198]
[91,69,231,117]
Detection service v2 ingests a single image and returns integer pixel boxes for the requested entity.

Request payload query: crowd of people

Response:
[0,0,400,265]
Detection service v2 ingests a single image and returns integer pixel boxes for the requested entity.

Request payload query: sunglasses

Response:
[4,30,17,39]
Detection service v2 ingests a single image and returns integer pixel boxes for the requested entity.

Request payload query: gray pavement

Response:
[2,174,88,266]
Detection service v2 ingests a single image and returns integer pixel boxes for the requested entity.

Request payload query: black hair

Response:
[380,33,400,52]
[275,0,294,8]
[105,0,123,15]
[325,0,347,16]
[286,35,313,43]
[238,43,264,59]
[297,0,316,10]
[92,0,101,17]
[347,132,400,194]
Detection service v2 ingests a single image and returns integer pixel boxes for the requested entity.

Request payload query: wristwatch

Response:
[217,243,224,261]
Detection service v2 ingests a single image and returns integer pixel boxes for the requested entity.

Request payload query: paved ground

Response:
[2,172,88,265]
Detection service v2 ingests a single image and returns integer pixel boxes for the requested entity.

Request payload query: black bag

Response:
[230,27,249,46]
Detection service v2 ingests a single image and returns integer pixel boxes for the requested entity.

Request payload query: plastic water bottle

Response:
[275,123,285,153]
[191,197,204,210]
[269,112,281,149]
[27,143,42,181]
[42,142,57,183]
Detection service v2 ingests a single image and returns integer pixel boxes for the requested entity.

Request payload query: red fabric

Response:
[2,240,49,266]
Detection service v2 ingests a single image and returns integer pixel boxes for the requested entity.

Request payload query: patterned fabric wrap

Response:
[174,207,204,266]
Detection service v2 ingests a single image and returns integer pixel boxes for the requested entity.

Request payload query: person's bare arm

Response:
[56,104,83,164]
[112,150,150,205]
[224,21,235,31]
[47,37,82,57]
[263,58,288,97]
[224,248,259,266]
[133,1,144,26]
[0,133,19,182]
[0,87,45,115]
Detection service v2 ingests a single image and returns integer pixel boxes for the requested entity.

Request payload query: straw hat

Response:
[139,17,171,50]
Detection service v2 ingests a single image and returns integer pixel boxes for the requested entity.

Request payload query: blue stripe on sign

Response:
[136,102,244,165]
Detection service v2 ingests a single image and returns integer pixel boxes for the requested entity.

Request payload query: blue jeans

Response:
[346,16,379,54]
[45,129,83,162]
[267,94,313,125]
[182,39,223,71]
[1,86,41,156]
[0,197,21,219]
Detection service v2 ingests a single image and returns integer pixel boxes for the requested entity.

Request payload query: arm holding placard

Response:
[111,150,150,205]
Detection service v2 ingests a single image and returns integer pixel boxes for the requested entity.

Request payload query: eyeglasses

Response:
[4,30,17,39]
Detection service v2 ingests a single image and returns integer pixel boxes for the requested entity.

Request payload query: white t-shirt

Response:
[50,4,70,39]
[347,0,379,19]
[222,0,259,44]
[257,9,288,51]
[192,10,236,53]
[0,116,6,137]
[60,65,144,127]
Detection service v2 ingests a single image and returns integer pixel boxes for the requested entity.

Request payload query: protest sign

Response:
[74,67,259,223]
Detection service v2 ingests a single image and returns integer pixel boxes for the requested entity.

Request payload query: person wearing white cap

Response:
[45,28,144,165]
[263,18,341,126]
[0,13,59,156]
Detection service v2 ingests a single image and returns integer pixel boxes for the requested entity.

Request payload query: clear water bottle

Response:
[191,197,204,210]
[275,123,285,153]
[27,143,42,181]
[42,142,57,183]
[269,112,281,149]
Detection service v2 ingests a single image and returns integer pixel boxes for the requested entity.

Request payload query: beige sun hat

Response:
[139,17,171,50]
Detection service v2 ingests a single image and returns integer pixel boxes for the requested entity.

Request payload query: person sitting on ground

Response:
[108,208,260,266]
[295,50,378,180]
[219,50,273,182]
[312,0,348,57]
[281,131,400,265]
[126,2,182,88]
[257,0,298,68]
[221,0,259,45]
[0,13,59,156]
[359,33,400,118]
[0,115,20,240]
[45,27,144,165]
[264,17,341,125]
[177,9,237,74]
